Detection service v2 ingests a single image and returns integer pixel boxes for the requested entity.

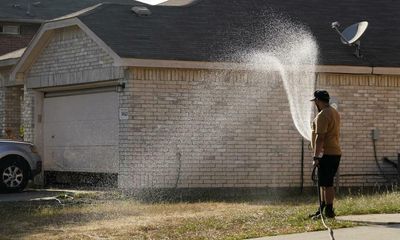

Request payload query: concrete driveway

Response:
[0,188,79,202]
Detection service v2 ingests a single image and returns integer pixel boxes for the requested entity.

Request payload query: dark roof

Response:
[0,0,136,22]
[78,1,400,67]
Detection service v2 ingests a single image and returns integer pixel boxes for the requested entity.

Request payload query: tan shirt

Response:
[311,106,341,155]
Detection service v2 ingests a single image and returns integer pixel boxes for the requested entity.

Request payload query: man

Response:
[310,90,341,218]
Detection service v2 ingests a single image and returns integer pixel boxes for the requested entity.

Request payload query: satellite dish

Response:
[340,21,369,44]
[331,21,369,58]
[134,0,168,5]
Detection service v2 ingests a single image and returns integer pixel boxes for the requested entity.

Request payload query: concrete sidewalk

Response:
[336,213,400,225]
[0,188,96,202]
[250,214,400,240]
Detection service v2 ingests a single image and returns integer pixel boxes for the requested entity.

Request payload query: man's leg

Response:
[320,187,327,212]
[324,186,336,218]
[322,155,340,218]
[309,186,326,218]
[321,187,326,202]
[325,186,335,204]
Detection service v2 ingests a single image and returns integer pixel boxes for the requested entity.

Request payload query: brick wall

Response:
[22,85,34,142]
[0,23,39,55]
[27,26,119,89]
[0,87,4,137]
[0,68,23,138]
[119,68,400,191]
[3,86,23,138]
[317,73,400,187]
[0,69,6,135]
[119,67,309,190]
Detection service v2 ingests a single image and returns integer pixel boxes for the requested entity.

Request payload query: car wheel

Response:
[0,158,29,193]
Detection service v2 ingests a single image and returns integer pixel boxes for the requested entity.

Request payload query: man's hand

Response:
[313,156,321,167]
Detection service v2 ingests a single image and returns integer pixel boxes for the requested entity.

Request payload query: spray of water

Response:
[129,70,278,193]
[126,12,319,196]
[242,17,318,141]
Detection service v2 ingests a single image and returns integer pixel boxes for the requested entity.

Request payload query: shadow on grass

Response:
[123,186,320,205]
[0,199,143,239]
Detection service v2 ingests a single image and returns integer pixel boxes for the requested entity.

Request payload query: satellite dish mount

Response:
[331,21,368,58]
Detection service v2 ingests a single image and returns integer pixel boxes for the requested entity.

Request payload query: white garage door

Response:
[43,91,119,173]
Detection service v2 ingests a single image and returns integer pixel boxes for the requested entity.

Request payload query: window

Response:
[0,25,20,35]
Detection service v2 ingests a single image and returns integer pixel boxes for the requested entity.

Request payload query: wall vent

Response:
[0,25,20,35]
[131,6,151,16]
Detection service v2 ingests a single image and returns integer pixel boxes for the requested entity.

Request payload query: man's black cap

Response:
[311,90,330,102]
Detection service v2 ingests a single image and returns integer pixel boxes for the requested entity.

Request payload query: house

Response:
[0,0,192,186]
[0,0,159,55]
[0,0,143,144]
[2,0,400,197]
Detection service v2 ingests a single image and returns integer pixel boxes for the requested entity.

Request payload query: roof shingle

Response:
[75,0,400,67]
[0,0,137,22]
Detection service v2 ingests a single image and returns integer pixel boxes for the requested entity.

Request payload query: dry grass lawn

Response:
[0,190,399,240]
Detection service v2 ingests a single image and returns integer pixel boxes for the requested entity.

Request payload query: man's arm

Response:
[314,133,325,157]
[313,133,325,166]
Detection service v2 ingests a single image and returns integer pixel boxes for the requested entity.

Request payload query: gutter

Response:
[0,48,27,68]
[0,18,44,24]
[0,58,19,68]
[120,58,400,75]
[372,67,400,75]
[6,52,400,76]
[315,65,372,74]
[317,66,400,75]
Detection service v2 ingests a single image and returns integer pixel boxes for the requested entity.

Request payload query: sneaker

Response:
[324,207,336,218]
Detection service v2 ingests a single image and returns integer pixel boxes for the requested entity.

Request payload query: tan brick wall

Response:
[317,73,400,187]
[22,85,34,142]
[0,68,23,138]
[3,86,23,138]
[0,69,6,136]
[119,67,310,189]
[119,69,400,190]
[26,26,118,89]
[29,26,113,77]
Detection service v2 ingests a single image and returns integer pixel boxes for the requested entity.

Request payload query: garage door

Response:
[43,91,118,173]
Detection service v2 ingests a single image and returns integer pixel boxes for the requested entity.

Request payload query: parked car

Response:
[0,139,42,192]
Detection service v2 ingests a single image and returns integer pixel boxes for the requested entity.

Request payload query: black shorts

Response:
[318,155,341,187]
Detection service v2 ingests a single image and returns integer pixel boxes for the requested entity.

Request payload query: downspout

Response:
[174,151,182,189]
[300,138,304,193]
[398,153,400,182]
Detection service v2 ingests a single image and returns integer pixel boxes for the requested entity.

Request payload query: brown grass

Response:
[1,190,399,240]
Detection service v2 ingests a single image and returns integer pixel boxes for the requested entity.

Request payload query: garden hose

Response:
[312,166,335,240]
